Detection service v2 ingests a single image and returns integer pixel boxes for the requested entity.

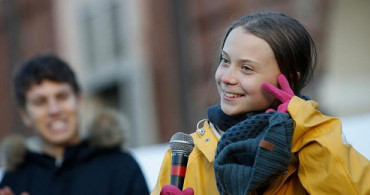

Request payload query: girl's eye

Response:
[241,65,252,72]
[220,57,229,64]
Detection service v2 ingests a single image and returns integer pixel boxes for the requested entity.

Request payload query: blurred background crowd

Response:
[0,0,369,189]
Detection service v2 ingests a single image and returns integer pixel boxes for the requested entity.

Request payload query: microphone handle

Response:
[170,152,189,190]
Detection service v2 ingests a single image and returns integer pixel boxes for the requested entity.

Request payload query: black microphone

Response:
[169,132,194,190]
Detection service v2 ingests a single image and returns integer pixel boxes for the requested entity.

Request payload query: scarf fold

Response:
[210,105,293,195]
[207,105,260,131]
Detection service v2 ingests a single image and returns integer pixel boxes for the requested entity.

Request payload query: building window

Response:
[78,0,124,68]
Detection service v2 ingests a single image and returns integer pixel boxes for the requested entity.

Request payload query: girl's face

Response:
[215,26,281,116]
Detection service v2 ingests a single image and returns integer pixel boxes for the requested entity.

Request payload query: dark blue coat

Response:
[0,141,149,195]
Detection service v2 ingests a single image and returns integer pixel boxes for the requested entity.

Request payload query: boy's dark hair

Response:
[13,54,81,108]
[220,12,317,94]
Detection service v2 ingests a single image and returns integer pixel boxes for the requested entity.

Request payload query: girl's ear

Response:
[297,72,301,80]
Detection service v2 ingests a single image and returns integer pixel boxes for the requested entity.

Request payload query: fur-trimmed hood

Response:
[0,110,127,171]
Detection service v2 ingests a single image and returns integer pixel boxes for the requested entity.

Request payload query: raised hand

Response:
[262,74,294,113]
[0,186,29,195]
[160,185,194,195]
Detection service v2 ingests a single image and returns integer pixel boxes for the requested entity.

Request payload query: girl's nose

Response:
[221,67,238,85]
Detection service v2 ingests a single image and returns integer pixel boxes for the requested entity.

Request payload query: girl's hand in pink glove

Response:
[160,185,194,195]
[262,74,294,113]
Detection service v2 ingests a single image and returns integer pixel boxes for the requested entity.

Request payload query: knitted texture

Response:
[213,111,293,195]
[207,104,259,131]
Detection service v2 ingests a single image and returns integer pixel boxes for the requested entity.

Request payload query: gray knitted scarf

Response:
[209,105,293,195]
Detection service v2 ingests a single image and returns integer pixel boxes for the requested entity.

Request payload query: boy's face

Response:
[215,27,281,116]
[21,80,81,146]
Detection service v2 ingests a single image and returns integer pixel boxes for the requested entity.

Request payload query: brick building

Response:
[0,0,369,147]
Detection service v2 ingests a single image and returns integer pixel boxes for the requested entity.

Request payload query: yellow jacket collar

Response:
[191,120,220,163]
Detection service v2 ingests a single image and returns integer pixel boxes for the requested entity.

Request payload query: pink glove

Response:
[262,74,294,113]
[160,185,194,195]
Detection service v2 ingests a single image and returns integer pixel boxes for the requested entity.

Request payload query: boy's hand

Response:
[0,186,29,195]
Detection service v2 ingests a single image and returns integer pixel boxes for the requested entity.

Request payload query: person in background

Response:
[0,54,149,195]
[153,12,370,195]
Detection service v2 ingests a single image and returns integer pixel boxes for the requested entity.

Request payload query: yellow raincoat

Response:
[152,97,370,194]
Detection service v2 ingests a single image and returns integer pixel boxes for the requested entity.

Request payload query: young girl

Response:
[152,12,370,195]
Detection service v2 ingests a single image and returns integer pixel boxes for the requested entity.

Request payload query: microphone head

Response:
[169,132,194,156]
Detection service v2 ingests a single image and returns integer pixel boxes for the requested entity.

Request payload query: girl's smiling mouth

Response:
[223,90,244,98]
